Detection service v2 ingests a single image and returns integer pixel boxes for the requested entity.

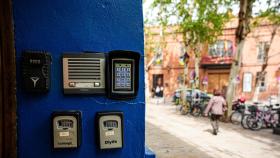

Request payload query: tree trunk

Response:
[226,40,245,117]
[182,34,190,106]
[194,57,200,88]
[252,26,278,102]
[253,85,260,102]
[225,0,254,119]
[182,62,189,105]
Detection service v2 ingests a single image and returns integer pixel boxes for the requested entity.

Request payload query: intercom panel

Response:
[107,50,140,100]
[21,51,51,93]
[52,111,81,149]
[96,112,123,149]
[62,53,106,94]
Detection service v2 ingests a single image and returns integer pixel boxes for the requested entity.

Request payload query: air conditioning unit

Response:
[62,53,106,94]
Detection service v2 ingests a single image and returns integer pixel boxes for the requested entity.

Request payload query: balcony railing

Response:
[201,56,233,65]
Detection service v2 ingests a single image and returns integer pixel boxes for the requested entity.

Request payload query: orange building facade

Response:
[145,20,280,102]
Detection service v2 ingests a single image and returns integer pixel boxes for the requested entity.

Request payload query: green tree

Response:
[251,0,280,102]
[226,0,280,117]
[226,0,255,118]
[150,0,232,89]
[147,0,280,117]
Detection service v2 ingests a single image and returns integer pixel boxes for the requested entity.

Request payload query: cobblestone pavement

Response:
[145,103,280,158]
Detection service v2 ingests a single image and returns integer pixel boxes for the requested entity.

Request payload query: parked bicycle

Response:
[230,99,260,129]
[230,98,246,125]
[245,105,279,131]
[180,93,210,117]
[191,93,210,117]
[176,89,211,116]
[241,105,258,129]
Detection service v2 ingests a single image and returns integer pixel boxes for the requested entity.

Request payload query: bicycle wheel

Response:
[192,106,202,117]
[230,111,242,125]
[241,114,250,129]
[247,115,263,130]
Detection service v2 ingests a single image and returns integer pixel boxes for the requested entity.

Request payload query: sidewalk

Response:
[146,122,213,158]
[146,103,280,158]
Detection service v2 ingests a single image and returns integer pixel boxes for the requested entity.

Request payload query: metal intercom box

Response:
[21,51,51,93]
[96,112,123,149]
[62,53,106,94]
[52,111,81,149]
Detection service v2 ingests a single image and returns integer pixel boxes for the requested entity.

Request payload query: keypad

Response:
[115,63,132,89]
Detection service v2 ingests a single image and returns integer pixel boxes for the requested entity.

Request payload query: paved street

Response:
[145,103,280,158]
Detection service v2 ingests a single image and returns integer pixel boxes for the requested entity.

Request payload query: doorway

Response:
[208,73,229,94]
[152,74,164,97]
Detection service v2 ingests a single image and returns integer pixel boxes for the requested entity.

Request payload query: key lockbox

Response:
[52,111,81,149]
[96,112,123,149]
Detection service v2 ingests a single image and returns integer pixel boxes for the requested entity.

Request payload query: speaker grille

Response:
[68,58,101,80]
[62,53,106,94]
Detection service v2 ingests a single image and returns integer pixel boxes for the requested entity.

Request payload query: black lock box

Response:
[21,51,51,93]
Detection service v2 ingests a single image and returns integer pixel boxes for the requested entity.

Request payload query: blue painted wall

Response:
[13,0,145,157]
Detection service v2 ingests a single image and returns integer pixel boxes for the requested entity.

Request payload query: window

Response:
[208,40,233,57]
[256,72,266,91]
[257,42,269,63]
[243,72,252,92]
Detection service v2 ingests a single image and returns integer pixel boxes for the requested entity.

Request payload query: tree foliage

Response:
[255,0,280,24]
[149,0,233,89]
[150,0,233,49]
[227,0,280,112]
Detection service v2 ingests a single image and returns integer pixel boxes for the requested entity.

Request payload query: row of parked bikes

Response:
[173,89,211,117]
[173,89,280,134]
[230,98,280,132]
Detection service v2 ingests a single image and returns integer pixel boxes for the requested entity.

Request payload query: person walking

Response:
[204,89,227,135]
